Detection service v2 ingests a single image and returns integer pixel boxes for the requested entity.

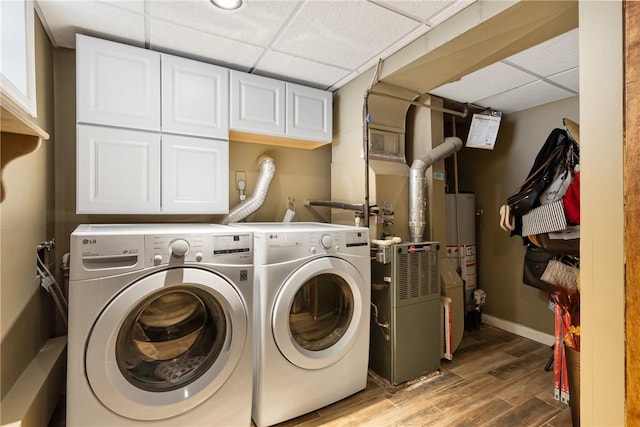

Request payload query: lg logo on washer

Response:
[80,236,138,256]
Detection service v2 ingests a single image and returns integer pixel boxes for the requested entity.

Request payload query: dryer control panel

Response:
[256,229,369,264]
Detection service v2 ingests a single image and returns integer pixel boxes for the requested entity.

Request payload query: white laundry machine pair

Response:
[230,222,371,427]
[67,224,254,427]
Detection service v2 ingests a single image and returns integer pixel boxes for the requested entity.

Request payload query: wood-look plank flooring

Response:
[49,325,572,427]
[273,325,573,427]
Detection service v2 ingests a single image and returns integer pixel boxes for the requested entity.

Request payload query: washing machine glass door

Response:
[272,257,365,370]
[85,267,248,421]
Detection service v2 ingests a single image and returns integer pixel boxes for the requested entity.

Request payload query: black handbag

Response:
[522,245,556,292]
[507,181,545,217]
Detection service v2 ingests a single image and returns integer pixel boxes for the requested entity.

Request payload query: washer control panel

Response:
[70,224,253,280]
[147,233,252,266]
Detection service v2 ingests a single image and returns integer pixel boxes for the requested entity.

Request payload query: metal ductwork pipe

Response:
[305,200,365,211]
[221,155,275,224]
[409,137,463,242]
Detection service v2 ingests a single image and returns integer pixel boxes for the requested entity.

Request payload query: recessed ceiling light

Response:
[210,0,243,10]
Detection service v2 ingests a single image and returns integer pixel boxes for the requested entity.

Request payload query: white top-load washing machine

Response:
[230,222,371,427]
[67,224,253,427]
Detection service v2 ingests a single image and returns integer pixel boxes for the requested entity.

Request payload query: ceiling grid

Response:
[35,0,578,113]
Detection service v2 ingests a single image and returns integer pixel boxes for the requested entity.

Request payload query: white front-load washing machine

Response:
[230,222,371,427]
[67,224,253,427]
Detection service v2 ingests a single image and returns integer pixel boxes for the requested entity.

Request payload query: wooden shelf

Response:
[1,91,49,202]
[1,91,49,140]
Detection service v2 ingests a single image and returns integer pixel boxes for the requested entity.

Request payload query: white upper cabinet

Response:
[76,35,230,215]
[286,83,332,142]
[77,125,161,214]
[229,70,332,145]
[161,54,229,139]
[162,134,229,214]
[229,70,286,136]
[76,34,161,131]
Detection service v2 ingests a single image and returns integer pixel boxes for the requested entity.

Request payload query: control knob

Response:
[320,234,333,249]
[170,239,190,257]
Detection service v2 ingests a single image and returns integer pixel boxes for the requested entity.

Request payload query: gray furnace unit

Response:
[369,241,441,385]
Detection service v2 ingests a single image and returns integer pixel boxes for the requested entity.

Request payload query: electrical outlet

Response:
[235,171,246,189]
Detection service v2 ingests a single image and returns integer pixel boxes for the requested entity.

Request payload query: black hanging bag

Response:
[506,128,576,217]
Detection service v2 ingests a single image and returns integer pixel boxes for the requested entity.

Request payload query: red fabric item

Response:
[563,172,580,224]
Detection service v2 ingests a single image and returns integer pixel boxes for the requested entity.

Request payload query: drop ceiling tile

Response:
[425,0,476,26]
[146,0,300,47]
[36,0,146,48]
[255,51,351,89]
[149,19,264,71]
[369,0,475,26]
[547,67,579,93]
[505,28,578,77]
[329,71,361,92]
[272,0,422,70]
[429,61,537,104]
[357,24,429,73]
[97,0,144,14]
[476,80,575,114]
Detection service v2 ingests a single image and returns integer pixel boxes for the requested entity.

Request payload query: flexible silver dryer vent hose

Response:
[221,156,276,224]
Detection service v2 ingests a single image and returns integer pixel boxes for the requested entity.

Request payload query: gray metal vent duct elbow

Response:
[221,156,275,224]
[409,137,463,242]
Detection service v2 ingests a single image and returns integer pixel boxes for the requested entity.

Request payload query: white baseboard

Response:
[482,314,554,347]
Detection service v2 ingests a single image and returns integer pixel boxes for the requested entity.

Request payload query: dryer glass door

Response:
[85,267,248,421]
[289,273,353,351]
[272,257,366,370]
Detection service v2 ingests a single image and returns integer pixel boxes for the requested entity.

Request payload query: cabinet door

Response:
[286,83,332,142]
[77,125,161,214]
[161,134,229,214]
[229,70,285,136]
[76,34,160,131]
[161,54,229,139]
